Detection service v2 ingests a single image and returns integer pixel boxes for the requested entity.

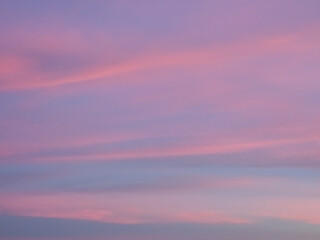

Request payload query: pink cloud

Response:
[0,27,318,91]
[27,136,319,163]
[248,198,320,226]
[1,175,318,226]
[170,211,250,224]
[0,192,250,225]
[0,55,32,76]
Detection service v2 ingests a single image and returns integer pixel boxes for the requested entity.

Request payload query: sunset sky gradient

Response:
[1,1,320,239]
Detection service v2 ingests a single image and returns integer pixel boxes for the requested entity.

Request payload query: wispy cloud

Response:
[0,27,318,91]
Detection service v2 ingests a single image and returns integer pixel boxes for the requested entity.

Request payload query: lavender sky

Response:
[0,0,320,239]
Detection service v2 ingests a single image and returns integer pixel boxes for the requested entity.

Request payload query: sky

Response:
[0,0,320,239]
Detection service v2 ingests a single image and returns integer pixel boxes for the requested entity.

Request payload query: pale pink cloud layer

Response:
[1,1,320,239]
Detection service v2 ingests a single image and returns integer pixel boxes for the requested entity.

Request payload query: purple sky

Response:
[1,1,320,239]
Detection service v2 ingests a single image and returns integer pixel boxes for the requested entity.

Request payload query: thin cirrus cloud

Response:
[0,26,318,91]
[2,214,320,240]
[1,1,320,239]
[2,134,318,167]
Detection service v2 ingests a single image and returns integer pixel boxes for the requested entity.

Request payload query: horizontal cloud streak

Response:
[0,27,318,91]
[1,214,320,240]
[3,136,317,165]
[1,1,320,239]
